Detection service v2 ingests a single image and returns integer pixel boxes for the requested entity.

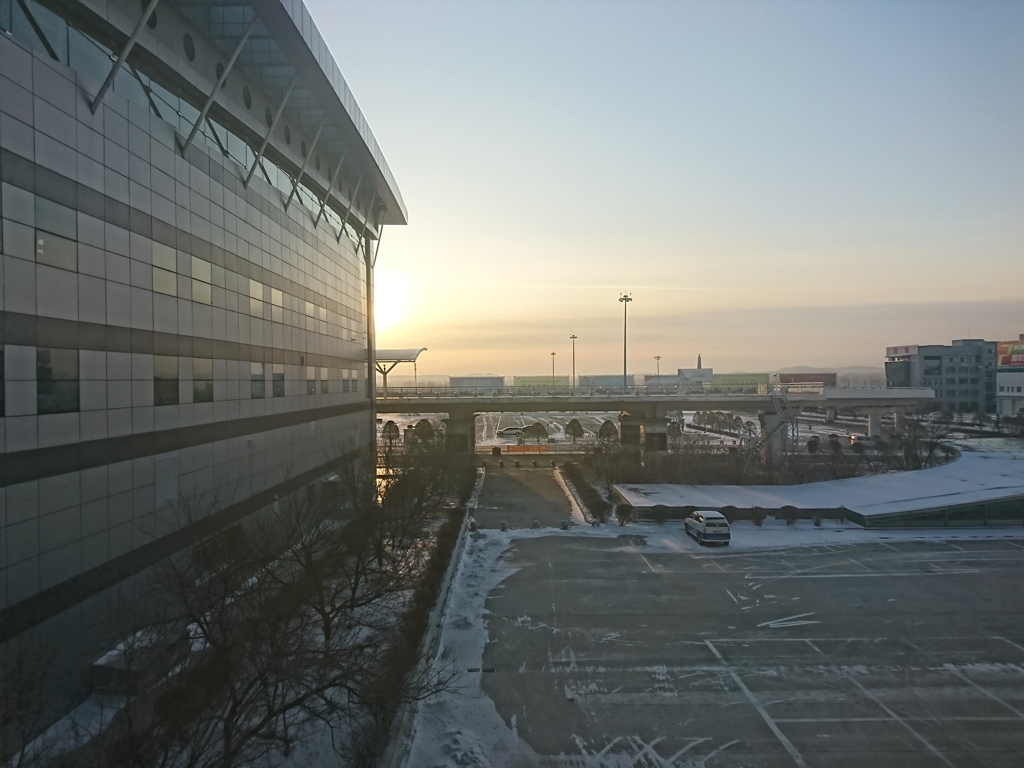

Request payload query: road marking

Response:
[847,558,871,571]
[757,612,820,629]
[744,569,980,579]
[840,669,956,768]
[995,636,1024,654]
[725,589,739,605]
[804,639,823,654]
[776,716,1023,723]
[1005,540,1024,551]
[904,639,1024,719]
[704,640,808,768]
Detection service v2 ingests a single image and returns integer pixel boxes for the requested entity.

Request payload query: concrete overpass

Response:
[375,386,935,453]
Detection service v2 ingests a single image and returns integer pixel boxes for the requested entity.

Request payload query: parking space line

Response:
[704,640,809,768]
[776,716,1022,723]
[847,558,871,571]
[840,669,957,768]
[995,636,1024,655]
[905,640,1024,719]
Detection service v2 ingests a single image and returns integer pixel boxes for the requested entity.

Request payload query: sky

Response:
[306,0,1024,377]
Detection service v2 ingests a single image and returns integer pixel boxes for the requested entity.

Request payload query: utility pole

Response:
[655,355,661,378]
[570,334,577,393]
[551,351,556,388]
[619,294,632,392]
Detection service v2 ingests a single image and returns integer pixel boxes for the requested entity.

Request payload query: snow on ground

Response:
[402,508,1024,767]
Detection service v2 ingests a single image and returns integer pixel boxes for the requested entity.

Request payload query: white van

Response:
[684,510,731,546]
[497,426,525,438]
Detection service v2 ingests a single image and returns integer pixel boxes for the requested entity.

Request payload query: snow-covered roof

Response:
[614,450,1024,518]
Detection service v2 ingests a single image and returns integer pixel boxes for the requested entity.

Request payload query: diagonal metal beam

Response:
[283,119,325,211]
[90,0,162,113]
[336,173,363,243]
[313,150,348,228]
[178,15,257,156]
[244,79,296,188]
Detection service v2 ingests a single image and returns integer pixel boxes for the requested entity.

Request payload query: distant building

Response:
[996,336,1024,419]
[677,367,714,385]
[885,339,998,413]
[579,374,634,389]
[711,372,769,393]
[513,375,571,388]
[450,375,505,388]
[775,372,838,387]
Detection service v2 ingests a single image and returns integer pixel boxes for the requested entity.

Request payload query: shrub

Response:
[752,508,766,527]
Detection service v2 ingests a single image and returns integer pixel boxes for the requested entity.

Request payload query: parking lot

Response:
[474,533,1024,767]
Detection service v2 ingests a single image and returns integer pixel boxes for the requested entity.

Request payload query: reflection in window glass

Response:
[191,256,212,283]
[0,346,5,417]
[192,279,212,304]
[35,231,77,271]
[306,366,316,395]
[154,355,179,405]
[154,267,177,296]
[319,366,328,394]
[153,242,176,272]
[342,368,349,393]
[271,288,283,323]
[273,363,285,397]
[250,362,265,398]
[37,347,79,414]
[193,357,213,403]
[36,198,77,239]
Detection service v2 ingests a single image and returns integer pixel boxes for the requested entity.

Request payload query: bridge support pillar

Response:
[758,412,786,466]
[866,409,884,437]
[640,418,669,452]
[619,414,643,451]
[825,407,837,424]
[443,410,477,453]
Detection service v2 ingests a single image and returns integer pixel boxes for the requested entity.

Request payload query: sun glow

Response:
[373,268,413,335]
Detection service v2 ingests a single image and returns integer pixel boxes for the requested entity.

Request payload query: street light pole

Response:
[619,293,632,392]
[570,334,577,393]
[551,351,556,387]
[655,355,661,378]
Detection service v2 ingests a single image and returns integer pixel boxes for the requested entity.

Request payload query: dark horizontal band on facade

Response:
[0,148,361,321]
[0,446,365,644]
[0,310,362,369]
[1,399,371,488]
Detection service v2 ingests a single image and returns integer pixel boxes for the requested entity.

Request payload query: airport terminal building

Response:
[0,0,405,706]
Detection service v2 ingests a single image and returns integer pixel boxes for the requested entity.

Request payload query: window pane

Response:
[250,297,263,316]
[154,356,178,405]
[36,197,77,239]
[193,357,213,403]
[154,267,177,296]
[320,366,328,394]
[191,256,212,283]
[271,305,283,323]
[306,366,316,395]
[35,231,77,271]
[271,288,283,306]
[272,363,285,397]
[37,348,79,414]
[250,362,265,398]
[153,242,176,272]
[192,279,212,304]
[249,279,263,299]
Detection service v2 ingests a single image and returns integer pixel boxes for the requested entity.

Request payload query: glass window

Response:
[319,366,328,394]
[272,363,285,397]
[154,356,178,405]
[154,267,177,296]
[0,346,4,417]
[192,279,212,304]
[250,362,265,399]
[193,357,213,403]
[153,242,176,272]
[305,301,315,331]
[35,231,77,271]
[36,198,77,239]
[37,347,78,414]
[342,368,349,393]
[249,279,264,316]
[271,288,283,323]
[191,256,212,283]
[306,365,316,395]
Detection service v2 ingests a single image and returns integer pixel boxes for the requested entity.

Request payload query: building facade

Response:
[996,336,1024,419]
[885,339,998,414]
[1,0,404,713]
[449,375,505,389]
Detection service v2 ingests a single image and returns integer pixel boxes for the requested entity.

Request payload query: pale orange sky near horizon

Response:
[307,0,1024,377]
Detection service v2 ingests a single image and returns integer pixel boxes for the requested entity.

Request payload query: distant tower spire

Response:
[697,354,702,370]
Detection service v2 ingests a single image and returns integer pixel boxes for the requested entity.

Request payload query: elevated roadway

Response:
[376,386,935,452]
